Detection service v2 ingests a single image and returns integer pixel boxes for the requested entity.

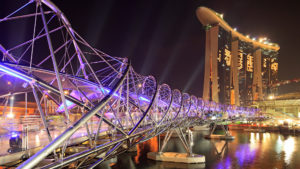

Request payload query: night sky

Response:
[3,0,300,97]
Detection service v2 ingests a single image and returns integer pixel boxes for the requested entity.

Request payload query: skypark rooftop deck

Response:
[196,7,280,51]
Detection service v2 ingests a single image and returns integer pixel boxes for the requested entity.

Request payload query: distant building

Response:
[196,7,279,106]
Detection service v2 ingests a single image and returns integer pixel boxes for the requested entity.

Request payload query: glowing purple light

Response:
[57,87,125,112]
[235,144,257,167]
[139,96,150,102]
[0,64,31,82]
[11,132,19,138]
[57,90,81,112]
[57,99,74,112]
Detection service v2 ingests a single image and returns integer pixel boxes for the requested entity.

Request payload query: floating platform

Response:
[191,125,210,131]
[204,134,235,140]
[147,152,205,163]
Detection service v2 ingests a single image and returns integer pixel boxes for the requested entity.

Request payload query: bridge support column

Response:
[253,48,263,101]
[230,39,240,106]
[147,128,205,163]
[205,123,234,140]
[203,25,219,103]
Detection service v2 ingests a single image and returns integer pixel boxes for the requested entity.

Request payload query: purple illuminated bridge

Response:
[0,1,259,168]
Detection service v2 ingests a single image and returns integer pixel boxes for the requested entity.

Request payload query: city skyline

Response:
[42,0,300,97]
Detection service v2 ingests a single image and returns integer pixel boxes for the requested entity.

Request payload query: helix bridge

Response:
[0,0,260,168]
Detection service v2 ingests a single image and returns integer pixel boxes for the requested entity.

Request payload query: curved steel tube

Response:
[17,61,130,169]
[128,79,159,135]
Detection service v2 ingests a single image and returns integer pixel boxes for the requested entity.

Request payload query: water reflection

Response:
[275,135,283,154]
[110,131,300,169]
[215,157,231,169]
[235,144,257,167]
[212,140,228,158]
[159,162,205,169]
[282,137,295,164]
[275,135,297,165]
[95,157,118,169]
[135,136,158,164]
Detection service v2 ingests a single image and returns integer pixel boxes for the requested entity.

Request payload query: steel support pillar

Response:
[203,25,219,103]
[209,123,231,137]
[39,4,70,122]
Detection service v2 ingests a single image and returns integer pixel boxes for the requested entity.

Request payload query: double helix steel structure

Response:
[0,1,258,168]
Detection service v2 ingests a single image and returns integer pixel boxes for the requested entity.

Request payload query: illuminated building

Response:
[197,7,280,106]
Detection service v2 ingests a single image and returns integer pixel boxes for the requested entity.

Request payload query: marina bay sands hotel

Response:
[197,7,280,106]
